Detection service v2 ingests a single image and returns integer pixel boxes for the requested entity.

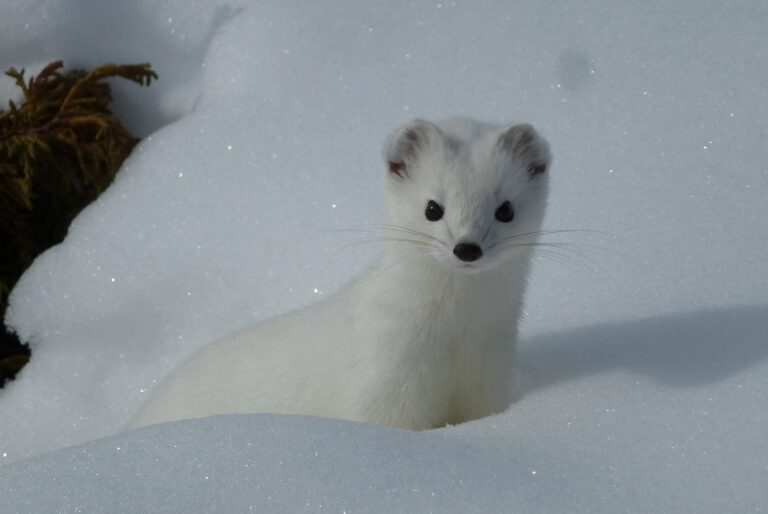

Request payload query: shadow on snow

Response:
[519,304,768,393]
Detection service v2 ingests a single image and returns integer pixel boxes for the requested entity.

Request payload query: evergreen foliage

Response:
[0,60,157,385]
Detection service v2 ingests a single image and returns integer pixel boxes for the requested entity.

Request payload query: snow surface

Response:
[2,0,768,512]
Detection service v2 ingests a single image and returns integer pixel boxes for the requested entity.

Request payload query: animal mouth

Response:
[453,261,487,274]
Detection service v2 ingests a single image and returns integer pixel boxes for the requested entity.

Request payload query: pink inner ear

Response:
[389,160,407,177]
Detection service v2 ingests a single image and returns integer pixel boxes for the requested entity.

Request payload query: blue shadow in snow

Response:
[519,304,768,392]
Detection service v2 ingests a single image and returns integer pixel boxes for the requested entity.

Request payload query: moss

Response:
[0,60,157,385]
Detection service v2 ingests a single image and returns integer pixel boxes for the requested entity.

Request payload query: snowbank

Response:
[3,399,767,514]
[1,0,767,511]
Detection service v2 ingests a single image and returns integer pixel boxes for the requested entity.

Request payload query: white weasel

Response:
[130,117,551,430]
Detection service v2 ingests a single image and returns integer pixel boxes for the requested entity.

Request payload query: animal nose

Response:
[453,243,483,262]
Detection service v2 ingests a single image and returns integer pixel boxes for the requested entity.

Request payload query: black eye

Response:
[425,200,444,221]
[495,201,514,222]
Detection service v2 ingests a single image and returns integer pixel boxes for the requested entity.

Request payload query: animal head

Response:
[383,117,551,273]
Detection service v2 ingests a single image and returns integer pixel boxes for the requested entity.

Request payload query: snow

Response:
[2,0,768,512]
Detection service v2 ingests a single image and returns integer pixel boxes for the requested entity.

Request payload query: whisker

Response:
[528,248,601,276]
[490,240,607,276]
[492,227,615,275]
[495,228,615,244]
[369,224,447,246]
[493,241,604,256]
[355,237,441,249]
[327,224,448,248]
[312,234,444,283]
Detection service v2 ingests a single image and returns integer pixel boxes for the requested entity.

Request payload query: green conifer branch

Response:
[0,60,157,385]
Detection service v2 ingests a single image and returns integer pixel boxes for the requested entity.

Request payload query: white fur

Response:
[130,118,551,430]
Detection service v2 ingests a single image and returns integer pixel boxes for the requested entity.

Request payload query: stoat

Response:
[130,117,551,430]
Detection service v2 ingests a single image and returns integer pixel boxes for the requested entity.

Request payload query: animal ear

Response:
[498,123,551,177]
[384,119,443,178]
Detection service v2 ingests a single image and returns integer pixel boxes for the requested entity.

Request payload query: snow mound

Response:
[3,406,766,514]
[1,0,768,511]
[2,415,548,513]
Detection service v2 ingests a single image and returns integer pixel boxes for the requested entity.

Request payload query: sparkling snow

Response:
[1,0,767,512]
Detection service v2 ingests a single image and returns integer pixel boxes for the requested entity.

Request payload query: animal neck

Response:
[359,245,526,330]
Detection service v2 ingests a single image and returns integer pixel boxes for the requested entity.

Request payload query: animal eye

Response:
[495,201,514,223]
[425,200,444,221]
[528,162,547,176]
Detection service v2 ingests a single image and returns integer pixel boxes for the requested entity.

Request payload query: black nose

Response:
[453,243,483,262]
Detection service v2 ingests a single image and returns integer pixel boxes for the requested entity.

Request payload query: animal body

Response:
[131,117,551,430]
